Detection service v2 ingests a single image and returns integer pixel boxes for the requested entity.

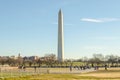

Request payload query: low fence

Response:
[0,66,96,79]
[0,67,49,78]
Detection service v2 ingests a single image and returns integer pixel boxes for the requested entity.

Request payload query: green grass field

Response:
[0,68,120,80]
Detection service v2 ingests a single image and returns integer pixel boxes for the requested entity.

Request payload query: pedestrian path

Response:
[49,68,96,74]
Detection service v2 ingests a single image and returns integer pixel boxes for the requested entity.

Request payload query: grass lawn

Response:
[0,68,120,80]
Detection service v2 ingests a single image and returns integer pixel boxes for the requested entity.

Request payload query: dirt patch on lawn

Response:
[79,68,120,78]
[80,72,120,78]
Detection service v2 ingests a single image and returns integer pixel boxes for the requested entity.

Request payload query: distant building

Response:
[23,56,39,61]
[10,55,16,59]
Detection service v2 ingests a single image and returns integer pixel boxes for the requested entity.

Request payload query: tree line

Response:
[0,54,120,68]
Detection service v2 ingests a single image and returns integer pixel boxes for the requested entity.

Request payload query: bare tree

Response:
[88,54,104,67]
[0,58,6,66]
[44,54,56,67]
[105,55,118,67]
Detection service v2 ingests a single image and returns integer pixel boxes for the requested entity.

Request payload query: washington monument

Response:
[58,9,64,62]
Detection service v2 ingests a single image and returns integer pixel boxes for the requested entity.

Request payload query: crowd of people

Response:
[69,64,108,71]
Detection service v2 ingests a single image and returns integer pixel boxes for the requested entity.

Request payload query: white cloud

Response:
[81,18,102,23]
[81,18,119,23]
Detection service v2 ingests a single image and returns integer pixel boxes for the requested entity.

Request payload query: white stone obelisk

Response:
[58,9,64,62]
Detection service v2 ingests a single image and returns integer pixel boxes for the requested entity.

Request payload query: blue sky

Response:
[0,0,120,59]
